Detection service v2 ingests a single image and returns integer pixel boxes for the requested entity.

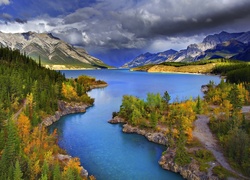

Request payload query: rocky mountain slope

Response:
[122,49,177,68]
[0,31,109,69]
[123,31,250,68]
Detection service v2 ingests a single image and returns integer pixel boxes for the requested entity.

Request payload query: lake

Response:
[49,69,221,180]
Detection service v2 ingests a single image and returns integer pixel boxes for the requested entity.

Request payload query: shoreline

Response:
[42,100,91,127]
[41,84,108,178]
[48,67,117,70]
[108,117,219,180]
[132,68,218,76]
[130,67,223,78]
[42,100,92,177]
[131,63,217,75]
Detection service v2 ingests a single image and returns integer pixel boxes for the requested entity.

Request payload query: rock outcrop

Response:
[122,124,168,146]
[108,116,126,124]
[159,148,219,180]
[55,154,88,177]
[109,118,168,145]
[89,83,108,89]
[42,100,90,126]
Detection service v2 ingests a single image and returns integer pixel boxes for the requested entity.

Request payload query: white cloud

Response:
[0,0,10,6]
[146,36,202,53]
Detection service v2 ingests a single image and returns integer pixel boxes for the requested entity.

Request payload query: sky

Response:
[0,0,250,67]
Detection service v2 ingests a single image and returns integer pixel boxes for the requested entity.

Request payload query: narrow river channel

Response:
[49,69,220,180]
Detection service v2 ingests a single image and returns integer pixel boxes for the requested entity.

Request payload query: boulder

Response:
[145,132,168,146]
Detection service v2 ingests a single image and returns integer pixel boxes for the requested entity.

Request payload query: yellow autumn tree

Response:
[17,113,31,142]
[62,82,78,101]
[63,157,82,177]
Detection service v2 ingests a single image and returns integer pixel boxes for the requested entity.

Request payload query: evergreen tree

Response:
[0,120,20,174]
[163,91,171,105]
[195,95,202,114]
[174,126,190,166]
[14,160,23,180]
[150,111,158,128]
[228,85,243,111]
[53,163,61,180]
[41,160,49,179]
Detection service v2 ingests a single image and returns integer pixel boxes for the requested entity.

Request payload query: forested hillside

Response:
[0,47,97,179]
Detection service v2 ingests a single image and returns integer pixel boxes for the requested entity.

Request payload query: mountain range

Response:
[0,31,110,69]
[122,31,250,68]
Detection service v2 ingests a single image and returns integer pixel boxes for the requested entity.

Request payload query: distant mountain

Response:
[122,49,177,68]
[200,39,249,60]
[0,31,110,69]
[202,31,245,45]
[122,31,250,68]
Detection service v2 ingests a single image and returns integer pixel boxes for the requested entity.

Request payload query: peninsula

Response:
[109,64,250,179]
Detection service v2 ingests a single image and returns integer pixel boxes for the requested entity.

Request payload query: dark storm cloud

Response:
[116,0,250,38]
[54,0,250,52]
[15,18,27,24]
[149,2,250,37]
[1,0,250,65]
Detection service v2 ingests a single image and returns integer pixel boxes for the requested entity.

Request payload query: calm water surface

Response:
[49,69,220,180]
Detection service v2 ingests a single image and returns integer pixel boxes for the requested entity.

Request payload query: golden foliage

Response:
[62,82,78,101]
[17,113,31,142]
[63,157,82,175]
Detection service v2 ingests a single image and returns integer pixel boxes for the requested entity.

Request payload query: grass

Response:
[131,64,155,71]
[190,148,216,172]
[213,166,237,179]
[187,138,216,172]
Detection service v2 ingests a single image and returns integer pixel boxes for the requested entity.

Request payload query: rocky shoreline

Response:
[55,154,88,177]
[108,116,218,180]
[89,83,108,89]
[41,83,108,178]
[42,100,90,127]
[42,100,91,178]
[159,148,219,180]
[109,116,168,145]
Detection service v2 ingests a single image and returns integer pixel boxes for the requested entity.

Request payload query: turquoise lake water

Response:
[49,69,221,180]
